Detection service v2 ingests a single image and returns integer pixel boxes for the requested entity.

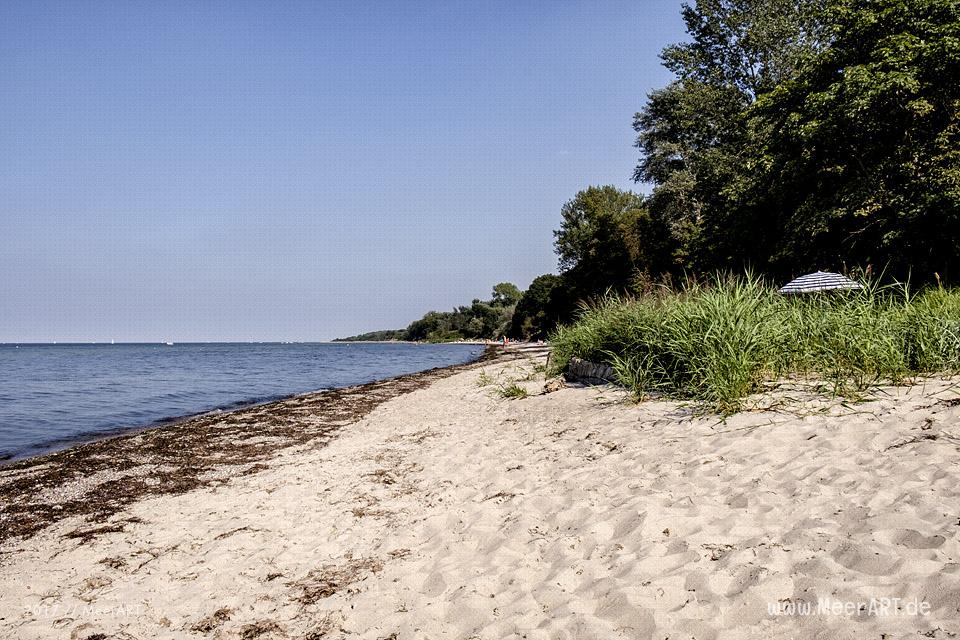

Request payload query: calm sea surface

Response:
[0,342,484,462]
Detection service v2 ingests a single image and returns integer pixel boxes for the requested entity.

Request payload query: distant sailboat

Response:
[165,341,174,346]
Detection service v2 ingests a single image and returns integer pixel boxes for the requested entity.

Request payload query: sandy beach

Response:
[2,348,960,639]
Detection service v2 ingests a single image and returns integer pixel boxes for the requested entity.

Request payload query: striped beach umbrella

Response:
[778,271,863,295]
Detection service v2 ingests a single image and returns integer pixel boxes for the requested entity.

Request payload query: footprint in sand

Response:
[593,589,657,637]
[877,528,947,549]
[420,571,447,598]
[830,541,903,575]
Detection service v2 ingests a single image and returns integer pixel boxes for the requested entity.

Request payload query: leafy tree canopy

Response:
[509,274,572,340]
[634,0,829,274]
[491,282,523,307]
[554,186,672,299]
[746,0,960,280]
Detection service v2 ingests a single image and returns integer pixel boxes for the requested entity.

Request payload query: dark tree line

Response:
[635,0,960,281]
[338,283,521,342]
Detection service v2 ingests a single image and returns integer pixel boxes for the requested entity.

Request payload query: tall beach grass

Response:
[550,275,960,413]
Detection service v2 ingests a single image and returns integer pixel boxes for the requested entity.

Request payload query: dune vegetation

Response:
[550,275,960,413]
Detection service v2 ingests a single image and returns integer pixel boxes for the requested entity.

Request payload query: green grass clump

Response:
[550,274,960,413]
[496,382,529,399]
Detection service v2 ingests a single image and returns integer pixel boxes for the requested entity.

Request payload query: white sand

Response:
[2,354,960,639]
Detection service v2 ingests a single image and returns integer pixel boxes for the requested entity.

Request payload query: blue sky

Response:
[1,1,686,342]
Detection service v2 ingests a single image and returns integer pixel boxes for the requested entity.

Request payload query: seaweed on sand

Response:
[0,347,506,545]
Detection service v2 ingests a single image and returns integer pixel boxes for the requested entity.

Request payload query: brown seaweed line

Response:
[0,346,508,546]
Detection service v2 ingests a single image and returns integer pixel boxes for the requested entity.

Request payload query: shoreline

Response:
[0,345,507,545]
[0,343,493,465]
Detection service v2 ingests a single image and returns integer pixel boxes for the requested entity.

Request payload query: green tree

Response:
[399,285,521,342]
[491,282,522,307]
[634,0,827,272]
[660,0,828,99]
[509,274,571,340]
[745,0,960,281]
[553,186,671,299]
[404,311,450,342]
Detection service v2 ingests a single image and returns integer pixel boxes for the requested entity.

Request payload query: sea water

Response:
[0,342,483,461]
